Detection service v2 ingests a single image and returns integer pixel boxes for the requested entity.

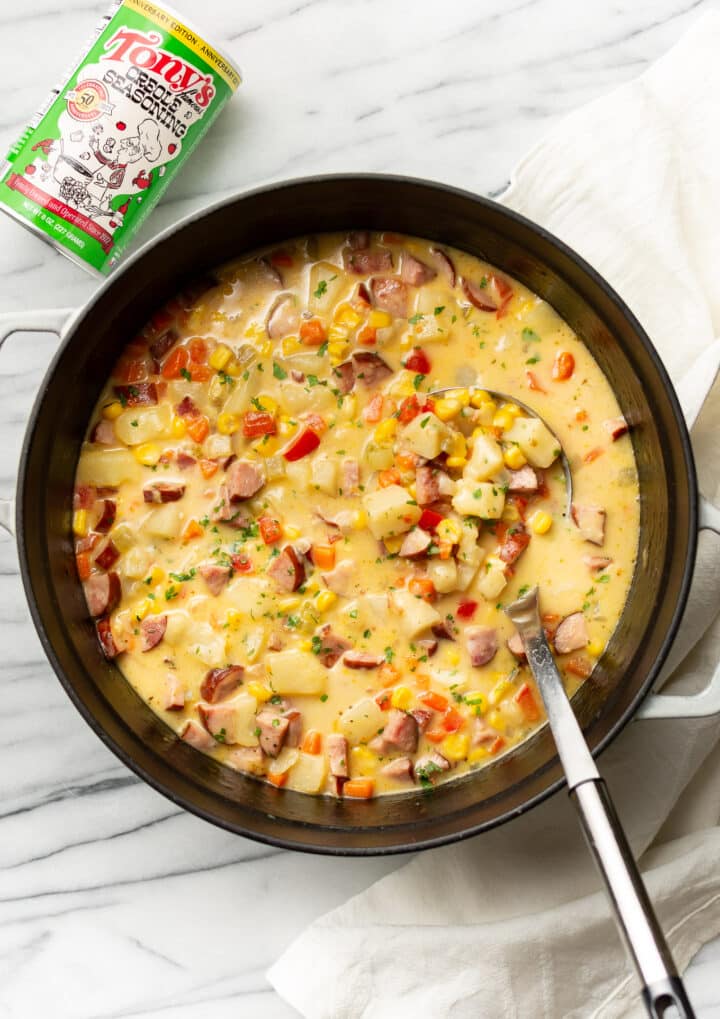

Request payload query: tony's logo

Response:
[102,27,215,107]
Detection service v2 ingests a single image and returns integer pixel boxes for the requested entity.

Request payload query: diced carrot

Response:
[442,707,464,732]
[421,691,448,712]
[243,411,277,438]
[375,691,392,710]
[566,656,593,679]
[378,468,401,488]
[398,395,421,424]
[407,577,436,602]
[161,346,188,379]
[514,682,540,722]
[182,519,204,543]
[357,325,377,346]
[575,409,588,423]
[395,451,418,471]
[378,662,401,686]
[267,770,288,787]
[259,516,283,545]
[312,544,336,570]
[300,318,327,346]
[186,414,210,442]
[490,735,506,754]
[198,458,219,479]
[303,412,327,435]
[362,393,384,424]
[76,552,91,581]
[343,778,375,799]
[301,730,322,754]
[188,338,207,363]
[424,728,446,744]
[583,447,605,464]
[553,350,575,381]
[188,363,212,383]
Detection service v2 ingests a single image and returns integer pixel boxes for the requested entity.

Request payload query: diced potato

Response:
[287,751,327,793]
[412,287,459,344]
[76,449,141,487]
[266,650,327,695]
[401,412,451,459]
[204,433,233,459]
[123,546,151,580]
[363,440,395,472]
[476,556,508,599]
[280,379,335,415]
[504,417,560,469]
[308,261,346,314]
[390,588,442,638]
[311,456,338,495]
[165,611,191,645]
[213,693,259,747]
[268,747,300,776]
[456,544,486,591]
[426,558,458,594]
[166,380,216,417]
[115,404,172,446]
[452,480,505,519]
[338,697,386,744]
[225,577,271,615]
[363,484,421,541]
[466,433,504,480]
[144,503,183,539]
[111,522,136,553]
[187,623,227,667]
[284,460,311,492]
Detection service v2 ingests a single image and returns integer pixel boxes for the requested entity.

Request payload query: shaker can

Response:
[0,0,241,275]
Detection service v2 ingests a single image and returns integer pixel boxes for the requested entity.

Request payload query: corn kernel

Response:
[299,639,313,652]
[487,709,506,733]
[304,579,321,596]
[334,303,363,328]
[170,415,187,438]
[448,433,467,459]
[244,322,261,340]
[209,344,233,371]
[328,339,350,363]
[368,309,392,329]
[383,535,403,553]
[149,565,165,585]
[493,409,515,432]
[529,510,553,535]
[374,418,397,442]
[464,691,487,715]
[468,746,490,764]
[133,442,161,466]
[446,648,461,667]
[442,733,469,761]
[407,483,417,499]
[72,509,88,537]
[503,445,527,470]
[216,412,238,435]
[444,388,470,408]
[252,435,279,457]
[436,519,462,545]
[399,333,414,351]
[502,503,520,523]
[470,390,495,410]
[279,526,298,541]
[281,336,302,356]
[338,393,357,418]
[278,596,301,613]
[102,401,123,420]
[434,397,462,422]
[224,359,241,376]
[489,677,513,706]
[500,402,523,418]
[257,395,277,415]
[135,599,152,621]
[316,590,337,613]
[278,415,297,438]
[247,680,272,702]
[587,639,604,657]
[328,324,350,343]
[390,686,413,711]
[446,456,468,469]
[351,509,367,530]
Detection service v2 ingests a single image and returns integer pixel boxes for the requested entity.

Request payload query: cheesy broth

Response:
[74,232,639,798]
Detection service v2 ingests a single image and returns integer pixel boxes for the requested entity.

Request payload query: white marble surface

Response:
[1,1,719,1015]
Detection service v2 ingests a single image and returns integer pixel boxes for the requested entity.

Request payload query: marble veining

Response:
[1,1,719,1015]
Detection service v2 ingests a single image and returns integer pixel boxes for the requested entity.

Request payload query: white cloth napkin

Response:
[269,14,720,1018]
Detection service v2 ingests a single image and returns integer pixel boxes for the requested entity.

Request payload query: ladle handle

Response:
[571,779,695,1018]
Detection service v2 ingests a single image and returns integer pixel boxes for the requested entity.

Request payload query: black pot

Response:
[8,175,706,854]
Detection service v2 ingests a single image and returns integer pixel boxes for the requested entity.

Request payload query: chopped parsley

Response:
[180,367,192,382]
[313,280,328,299]
[170,569,196,582]
[408,313,424,325]
[272,361,287,380]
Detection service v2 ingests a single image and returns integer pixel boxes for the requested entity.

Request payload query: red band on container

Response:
[5,173,114,253]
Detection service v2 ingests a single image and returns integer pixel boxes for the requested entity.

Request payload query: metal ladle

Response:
[505,587,695,1019]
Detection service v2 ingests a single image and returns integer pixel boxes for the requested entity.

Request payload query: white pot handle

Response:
[0,308,75,538]
[636,495,720,720]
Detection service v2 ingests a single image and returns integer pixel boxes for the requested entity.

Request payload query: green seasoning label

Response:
[0,0,240,275]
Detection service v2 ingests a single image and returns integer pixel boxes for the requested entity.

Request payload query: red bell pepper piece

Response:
[242,411,277,438]
[404,347,431,374]
[283,426,321,461]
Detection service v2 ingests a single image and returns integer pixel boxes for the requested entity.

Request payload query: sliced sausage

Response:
[472,717,497,746]
[370,277,409,317]
[314,624,352,667]
[114,383,157,407]
[554,612,589,655]
[322,558,356,596]
[266,293,299,339]
[94,540,120,571]
[381,709,419,753]
[341,458,360,495]
[283,708,303,748]
[333,360,356,394]
[507,630,526,660]
[416,638,438,658]
[603,416,629,441]
[327,733,349,778]
[90,419,116,445]
[571,503,606,546]
[344,248,393,274]
[584,555,613,571]
[414,751,450,784]
[415,466,440,506]
[199,563,232,596]
[176,451,197,470]
[399,528,432,558]
[429,247,456,286]
[140,614,167,652]
[506,466,539,493]
[347,230,370,250]
[343,651,385,669]
[498,527,530,565]
[149,328,178,361]
[143,482,186,503]
[268,544,306,592]
[163,673,185,711]
[180,718,216,751]
[400,252,437,287]
[381,757,414,781]
[410,707,433,732]
[226,459,265,501]
[256,709,290,758]
[84,572,121,617]
[212,485,253,530]
[96,616,119,659]
[200,665,244,703]
[466,626,498,667]
[351,351,393,387]
[94,499,116,533]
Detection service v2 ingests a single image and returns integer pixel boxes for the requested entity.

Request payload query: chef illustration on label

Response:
[87,118,161,216]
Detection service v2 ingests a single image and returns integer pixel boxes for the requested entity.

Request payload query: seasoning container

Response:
[0,0,241,276]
